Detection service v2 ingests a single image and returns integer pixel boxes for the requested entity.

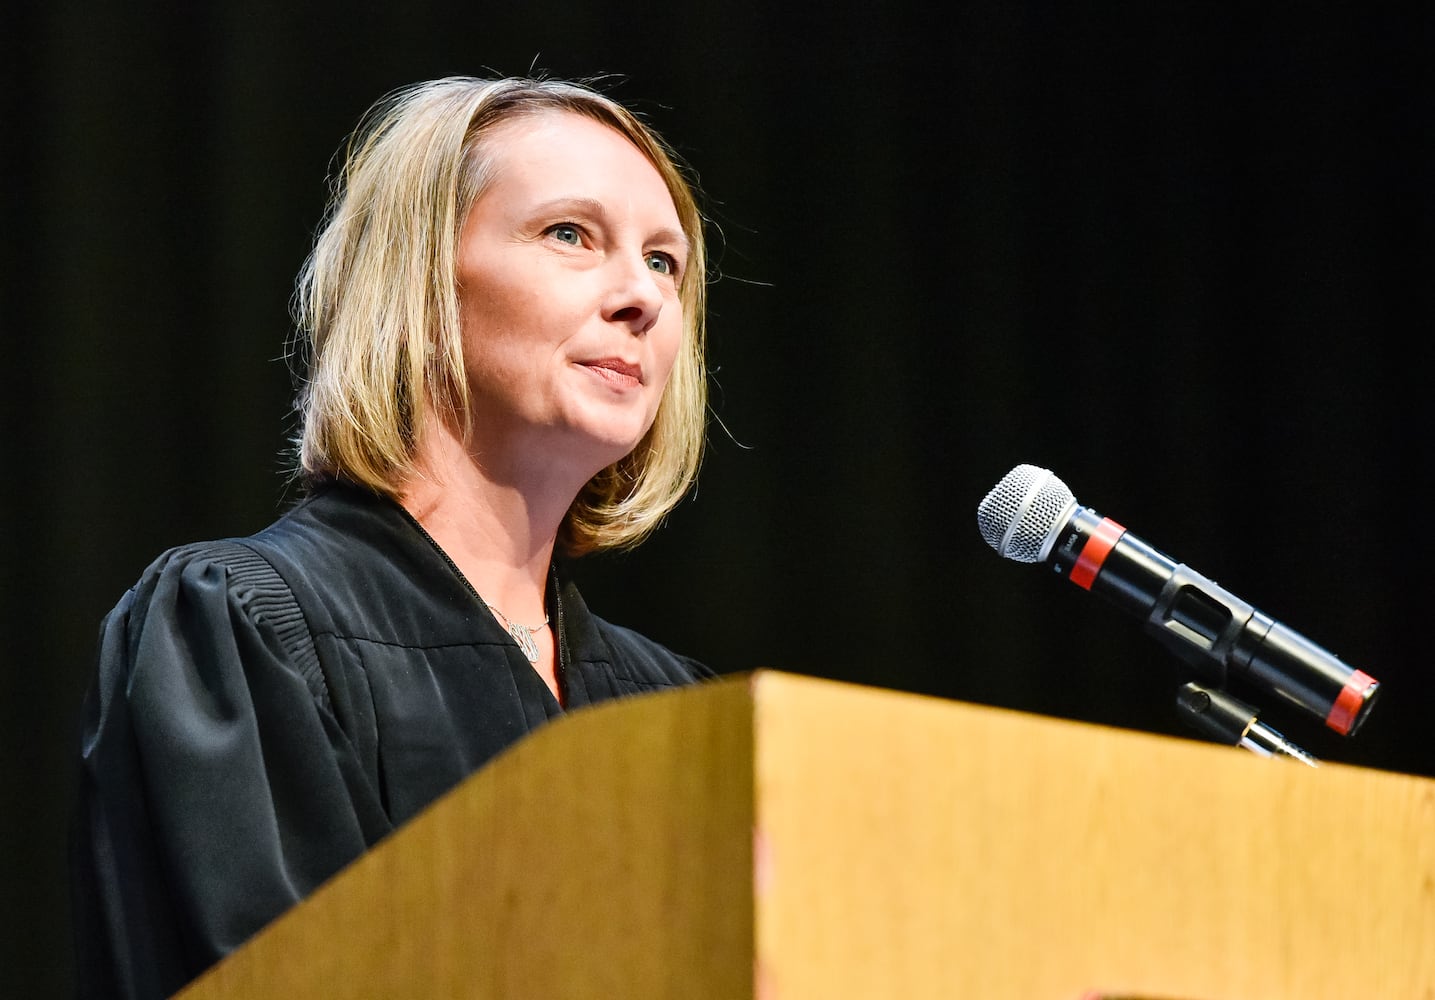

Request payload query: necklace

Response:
[486,604,549,663]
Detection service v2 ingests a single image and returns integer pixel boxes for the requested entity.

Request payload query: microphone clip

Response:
[1175,681,1319,767]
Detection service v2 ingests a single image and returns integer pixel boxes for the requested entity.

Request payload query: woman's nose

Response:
[602,253,665,335]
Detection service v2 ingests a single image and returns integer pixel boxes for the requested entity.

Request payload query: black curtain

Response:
[5,2,1430,993]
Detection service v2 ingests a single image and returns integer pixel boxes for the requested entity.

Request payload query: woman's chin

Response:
[566,406,655,462]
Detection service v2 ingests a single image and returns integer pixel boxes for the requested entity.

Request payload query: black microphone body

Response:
[978,465,1379,736]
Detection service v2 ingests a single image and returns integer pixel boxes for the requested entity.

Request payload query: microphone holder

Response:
[1175,681,1319,767]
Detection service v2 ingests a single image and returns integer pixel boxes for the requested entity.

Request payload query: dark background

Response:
[4,2,1431,993]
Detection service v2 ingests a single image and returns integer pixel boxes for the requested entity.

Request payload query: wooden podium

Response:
[179,670,1435,999]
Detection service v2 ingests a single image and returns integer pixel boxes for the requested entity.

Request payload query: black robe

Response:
[70,482,714,999]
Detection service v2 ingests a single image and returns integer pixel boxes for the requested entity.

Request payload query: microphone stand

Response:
[1175,681,1319,767]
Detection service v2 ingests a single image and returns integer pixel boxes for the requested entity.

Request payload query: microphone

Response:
[976,463,1379,736]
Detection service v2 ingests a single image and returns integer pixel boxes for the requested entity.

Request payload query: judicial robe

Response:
[70,482,714,999]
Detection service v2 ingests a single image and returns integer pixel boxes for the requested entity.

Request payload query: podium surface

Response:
[181,670,1435,999]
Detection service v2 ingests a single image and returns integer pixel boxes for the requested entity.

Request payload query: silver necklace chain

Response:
[487,604,550,663]
[395,507,553,665]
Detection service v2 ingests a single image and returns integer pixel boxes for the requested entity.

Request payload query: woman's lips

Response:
[582,358,643,388]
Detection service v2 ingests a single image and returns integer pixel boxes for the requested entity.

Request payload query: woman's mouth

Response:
[582,358,643,388]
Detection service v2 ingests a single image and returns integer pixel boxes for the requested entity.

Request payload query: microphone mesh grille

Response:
[976,464,1076,563]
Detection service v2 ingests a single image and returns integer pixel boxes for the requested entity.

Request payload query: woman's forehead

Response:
[474,111,680,223]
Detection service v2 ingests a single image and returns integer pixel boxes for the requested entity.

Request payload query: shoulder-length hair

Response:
[292,76,708,556]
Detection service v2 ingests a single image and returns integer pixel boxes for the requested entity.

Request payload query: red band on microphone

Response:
[1326,669,1377,735]
[1069,518,1125,590]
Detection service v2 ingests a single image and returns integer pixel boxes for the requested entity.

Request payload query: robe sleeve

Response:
[71,545,390,1000]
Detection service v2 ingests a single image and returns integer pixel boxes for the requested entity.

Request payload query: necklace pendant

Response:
[507,623,540,663]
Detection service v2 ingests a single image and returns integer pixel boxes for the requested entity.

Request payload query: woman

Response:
[71,76,717,999]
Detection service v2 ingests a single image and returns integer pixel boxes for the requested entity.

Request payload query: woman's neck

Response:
[399,419,571,622]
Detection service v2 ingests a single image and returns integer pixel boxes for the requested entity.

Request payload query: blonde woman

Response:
[72,76,717,999]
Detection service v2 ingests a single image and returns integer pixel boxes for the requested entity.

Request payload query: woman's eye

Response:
[549,223,582,246]
[646,252,679,277]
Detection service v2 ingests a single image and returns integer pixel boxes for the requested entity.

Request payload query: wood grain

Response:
[179,671,1435,999]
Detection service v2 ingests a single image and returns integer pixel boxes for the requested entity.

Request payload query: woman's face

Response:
[453,110,688,480]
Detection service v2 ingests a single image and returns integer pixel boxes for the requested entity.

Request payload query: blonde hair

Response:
[292,76,709,556]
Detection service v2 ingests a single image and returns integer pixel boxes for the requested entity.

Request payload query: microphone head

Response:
[977,464,1078,563]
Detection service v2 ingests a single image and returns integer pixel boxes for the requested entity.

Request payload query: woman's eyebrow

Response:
[530,196,689,251]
